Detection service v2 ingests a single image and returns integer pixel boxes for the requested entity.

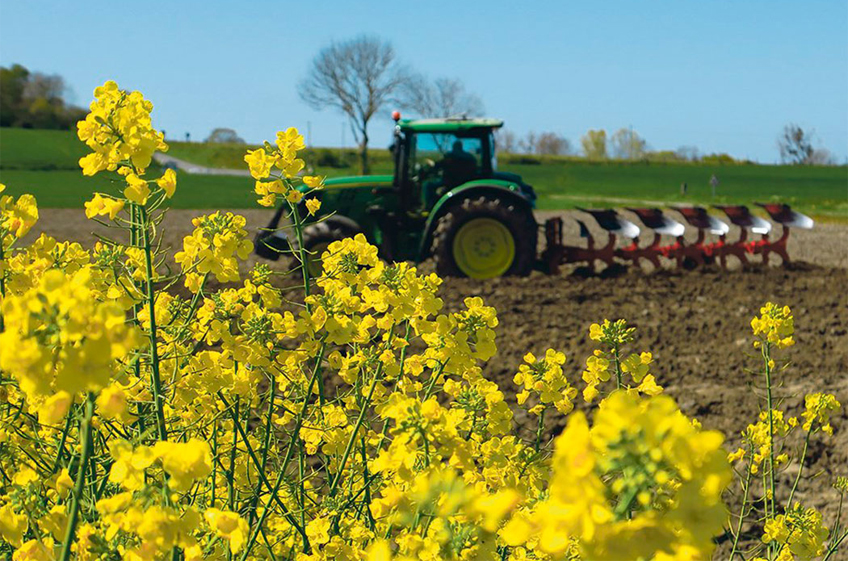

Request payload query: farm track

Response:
[28,208,848,523]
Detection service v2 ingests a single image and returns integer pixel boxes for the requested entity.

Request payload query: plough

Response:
[542,204,814,274]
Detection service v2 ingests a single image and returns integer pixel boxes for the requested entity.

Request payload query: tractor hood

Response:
[321,175,394,190]
[493,171,537,202]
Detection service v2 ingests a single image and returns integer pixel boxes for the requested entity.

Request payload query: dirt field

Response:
[27,208,848,530]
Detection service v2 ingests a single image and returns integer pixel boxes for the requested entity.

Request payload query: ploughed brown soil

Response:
[29,208,848,546]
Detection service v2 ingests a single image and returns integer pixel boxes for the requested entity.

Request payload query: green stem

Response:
[423,361,448,401]
[613,343,622,390]
[729,444,755,560]
[823,529,848,561]
[763,342,778,558]
[289,201,311,306]
[51,411,75,473]
[59,393,95,561]
[211,423,217,508]
[786,427,813,508]
[139,205,167,441]
[0,238,6,331]
[361,437,376,530]
[228,398,239,512]
[238,347,328,559]
[220,393,304,529]
[329,363,382,497]
[298,438,306,530]
[534,407,547,452]
[248,377,276,528]
[614,484,640,520]
[834,491,845,542]
[182,272,209,330]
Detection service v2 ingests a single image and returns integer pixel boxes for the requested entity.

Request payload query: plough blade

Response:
[673,206,729,235]
[576,208,640,239]
[714,205,772,235]
[627,208,685,237]
[756,203,814,230]
[541,203,811,275]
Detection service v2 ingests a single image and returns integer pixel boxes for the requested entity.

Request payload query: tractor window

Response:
[413,133,482,189]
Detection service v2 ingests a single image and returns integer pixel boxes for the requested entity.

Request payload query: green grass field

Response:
[3,128,846,219]
[0,128,255,208]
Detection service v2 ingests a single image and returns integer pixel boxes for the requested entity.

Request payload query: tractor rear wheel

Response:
[293,221,358,278]
[431,196,537,279]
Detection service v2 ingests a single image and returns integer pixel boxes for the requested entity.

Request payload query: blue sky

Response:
[2,0,846,163]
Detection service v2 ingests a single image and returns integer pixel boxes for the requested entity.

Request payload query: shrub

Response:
[307,148,355,169]
[0,81,844,561]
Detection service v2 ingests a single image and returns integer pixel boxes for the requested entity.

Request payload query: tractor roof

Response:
[397,117,504,133]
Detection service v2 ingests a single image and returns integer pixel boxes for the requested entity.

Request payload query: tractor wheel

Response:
[292,221,358,278]
[431,196,537,279]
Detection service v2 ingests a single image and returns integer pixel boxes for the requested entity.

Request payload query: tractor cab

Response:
[255,115,539,279]
[391,116,503,213]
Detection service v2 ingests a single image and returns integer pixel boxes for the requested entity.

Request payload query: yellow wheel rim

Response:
[306,242,330,278]
[452,218,516,279]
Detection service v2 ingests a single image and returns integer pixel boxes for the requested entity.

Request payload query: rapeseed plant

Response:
[0,81,843,561]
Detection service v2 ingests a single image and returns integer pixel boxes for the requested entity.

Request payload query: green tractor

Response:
[254,114,539,279]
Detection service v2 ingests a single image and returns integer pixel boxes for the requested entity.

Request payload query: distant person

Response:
[709,174,719,197]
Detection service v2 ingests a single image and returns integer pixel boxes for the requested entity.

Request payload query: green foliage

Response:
[309,147,355,168]
[0,64,85,130]
[609,128,646,159]
[205,127,245,144]
[581,129,608,159]
[643,150,689,163]
[701,153,741,165]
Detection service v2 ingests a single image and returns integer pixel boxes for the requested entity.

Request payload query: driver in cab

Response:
[439,140,478,188]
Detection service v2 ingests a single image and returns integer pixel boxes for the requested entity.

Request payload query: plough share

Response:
[542,204,813,274]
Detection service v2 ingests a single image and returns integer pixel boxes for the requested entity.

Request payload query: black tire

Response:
[291,220,359,277]
[430,196,537,278]
[254,205,290,261]
[254,230,290,261]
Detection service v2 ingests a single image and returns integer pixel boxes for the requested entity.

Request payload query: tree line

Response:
[298,35,838,172]
[497,125,834,166]
[0,64,86,130]
[4,53,836,169]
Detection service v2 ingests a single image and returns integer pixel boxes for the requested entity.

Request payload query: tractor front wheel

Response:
[431,196,537,279]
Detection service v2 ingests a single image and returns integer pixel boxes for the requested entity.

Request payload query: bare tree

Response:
[496,129,517,154]
[610,128,647,160]
[299,36,411,174]
[535,132,571,156]
[22,72,66,104]
[401,76,484,118]
[777,124,831,165]
[808,148,834,165]
[581,129,607,159]
[675,145,700,162]
[518,132,537,154]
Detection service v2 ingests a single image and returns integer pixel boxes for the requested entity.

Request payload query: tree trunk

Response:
[359,127,370,175]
